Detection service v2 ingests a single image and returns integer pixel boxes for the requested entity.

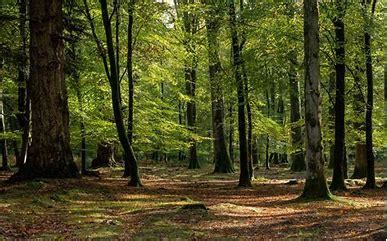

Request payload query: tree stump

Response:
[91,142,115,168]
[351,142,367,179]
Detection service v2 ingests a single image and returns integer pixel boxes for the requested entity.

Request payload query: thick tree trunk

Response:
[229,0,250,187]
[363,0,377,189]
[10,0,79,181]
[331,1,347,191]
[301,0,331,199]
[124,0,136,177]
[205,2,234,174]
[100,0,141,186]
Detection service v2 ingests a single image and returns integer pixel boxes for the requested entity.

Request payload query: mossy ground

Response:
[0,161,385,239]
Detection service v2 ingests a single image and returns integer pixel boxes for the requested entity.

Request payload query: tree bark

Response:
[99,0,141,186]
[363,0,377,189]
[124,0,135,177]
[205,1,234,174]
[229,0,250,187]
[301,0,331,199]
[331,0,347,191]
[10,0,79,181]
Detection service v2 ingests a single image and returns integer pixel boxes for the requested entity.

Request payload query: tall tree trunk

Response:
[229,0,250,187]
[124,0,135,177]
[205,2,234,174]
[10,0,79,181]
[0,57,9,171]
[244,74,253,179]
[99,0,141,186]
[331,0,347,191]
[179,0,200,169]
[239,0,253,180]
[363,0,377,189]
[301,0,331,199]
[16,0,29,167]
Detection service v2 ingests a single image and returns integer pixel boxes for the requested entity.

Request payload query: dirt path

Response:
[0,164,385,239]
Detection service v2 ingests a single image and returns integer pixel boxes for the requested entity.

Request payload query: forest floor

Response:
[0,161,386,239]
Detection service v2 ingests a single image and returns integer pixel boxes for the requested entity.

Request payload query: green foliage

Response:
[0,0,384,165]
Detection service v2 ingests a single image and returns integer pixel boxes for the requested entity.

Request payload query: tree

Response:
[330,0,347,191]
[10,0,79,181]
[229,0,251,186]
[205,1,234,174]
[83,0,142,186]
[363,0,377,189]
[99,0,142,186]
[125,0,135,177]
[176,0,200,169]
[301,0,331,199]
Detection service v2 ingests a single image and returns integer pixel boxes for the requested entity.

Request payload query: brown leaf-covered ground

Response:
[0,162,385,239]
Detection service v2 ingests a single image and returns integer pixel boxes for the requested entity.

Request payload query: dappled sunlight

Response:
[0,163,383,239]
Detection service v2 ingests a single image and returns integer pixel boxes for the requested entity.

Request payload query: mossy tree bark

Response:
[205,1,234,174]
[10,0,79,181]
[301,0,331,199]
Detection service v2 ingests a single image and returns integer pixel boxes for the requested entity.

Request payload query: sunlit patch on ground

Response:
[0,163,385,239]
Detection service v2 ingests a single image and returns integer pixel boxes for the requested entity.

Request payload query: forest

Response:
[0,0,386,239]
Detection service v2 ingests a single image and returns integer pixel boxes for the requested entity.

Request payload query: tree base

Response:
[300,176,332,200]
[188,160,201,169]
[8,161,79,183]
[363,181,376,189]
[213,164,234,174]
[128,177,142,187]
[238,181,252,188]
[82,170,100,177]
[329,181,347,191]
